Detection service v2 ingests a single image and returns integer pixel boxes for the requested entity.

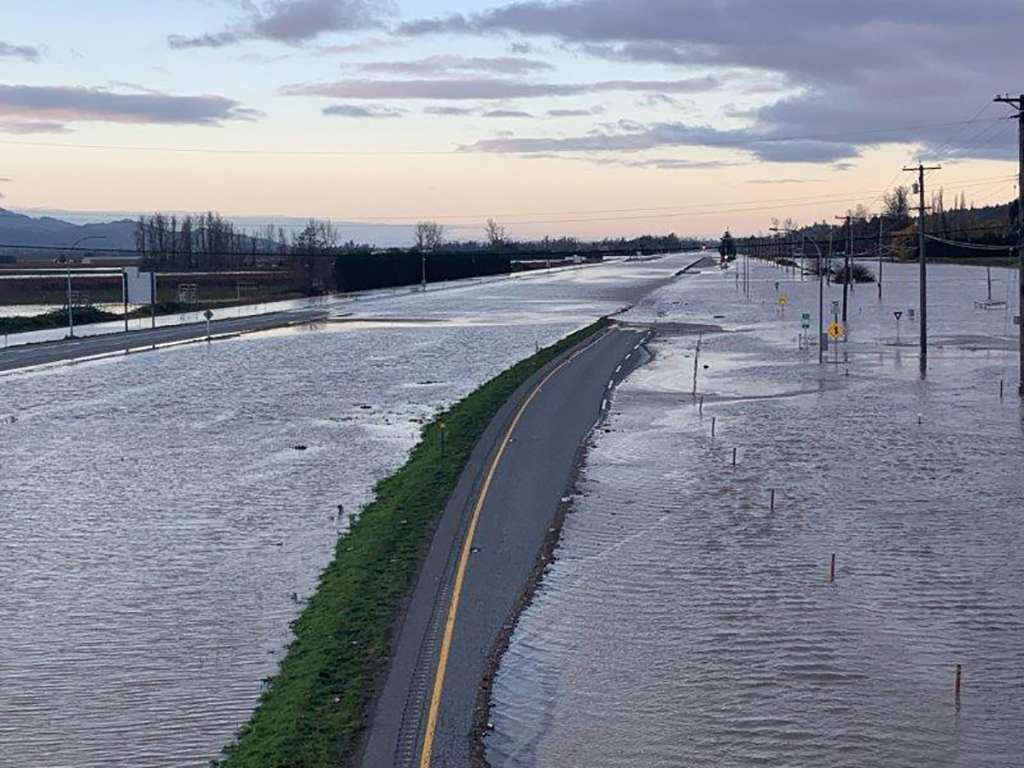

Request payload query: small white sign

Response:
[125,268,153,304]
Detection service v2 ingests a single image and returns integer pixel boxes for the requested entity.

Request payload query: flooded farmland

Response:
[487,258,1024,767]
[0,258,688,768]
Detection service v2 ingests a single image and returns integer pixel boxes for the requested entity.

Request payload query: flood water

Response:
[488,258,1024,768]
[0,257,689,768]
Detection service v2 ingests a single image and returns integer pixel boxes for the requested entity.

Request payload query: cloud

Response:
[0,42,42,62]
[635,93,693,111]
[358,54,553,76]
[483,109,534,118]
[322,103,403,118]
[168,32,240,50]
[462,120,862,163]
[546,108,594,117]
[424,105,477,116]
[0,85,260,127]
[169,0,392,48]
[316,37,403,55]
[398,0,1024,163]
[508,42,539,54]
[0,120,71,135]
[283,75,720,100]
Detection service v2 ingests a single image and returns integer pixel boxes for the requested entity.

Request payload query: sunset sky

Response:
[2,0,1021,242]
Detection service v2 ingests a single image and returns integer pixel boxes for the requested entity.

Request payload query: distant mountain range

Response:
[0,209,458,254]
[0,208,139,253]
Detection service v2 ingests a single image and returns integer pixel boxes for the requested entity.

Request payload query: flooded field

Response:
[487,259,1024,767]
[0,256,688,768]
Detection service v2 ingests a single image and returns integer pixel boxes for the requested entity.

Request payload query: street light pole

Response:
[64,235,106,338]
[772,227,825,363]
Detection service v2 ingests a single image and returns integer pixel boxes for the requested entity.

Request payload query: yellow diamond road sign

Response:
[778,294,789,306]
[828,321,845,340]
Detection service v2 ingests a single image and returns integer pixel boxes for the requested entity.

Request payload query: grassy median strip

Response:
[217,318,609,768]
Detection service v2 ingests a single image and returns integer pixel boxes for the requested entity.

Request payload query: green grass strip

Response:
[0,307,121,335]
[217,318,609,768]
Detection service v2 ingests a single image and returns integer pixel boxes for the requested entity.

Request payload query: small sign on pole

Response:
[828,321,845,340]
[204,309,214,341]
[124,268,154,304]
[800,312,811,329]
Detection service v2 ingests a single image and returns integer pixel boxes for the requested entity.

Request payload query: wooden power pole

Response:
[835,215,853,324]
[877,216,884,300]
[903,163,941,369]
[995,94,1024,396]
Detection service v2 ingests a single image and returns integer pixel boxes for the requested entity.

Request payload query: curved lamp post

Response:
[64,235,106,337]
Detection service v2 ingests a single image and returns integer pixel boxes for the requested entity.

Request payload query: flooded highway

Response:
[0,258,687,768]
[487,258,1024,767]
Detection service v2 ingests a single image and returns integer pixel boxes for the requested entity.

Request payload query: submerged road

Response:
[360,324,651,768]
[0,309,328,373]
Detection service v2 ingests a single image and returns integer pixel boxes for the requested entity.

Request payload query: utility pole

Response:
[122,268,129,333]
[877,216,884,300]
[835,215,853,324]
[826,228,833,285]
[903,163,941,369]
[994,94,1024,396]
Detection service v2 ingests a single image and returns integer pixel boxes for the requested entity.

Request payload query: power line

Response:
[921,102,995,161]
[925,234,1016,252]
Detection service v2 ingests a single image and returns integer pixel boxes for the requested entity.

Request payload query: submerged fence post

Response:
[692,333,703,397]
[732,447,737,467]
[711,416,716,437]
[829,554,836,583]
[955,664,962,698]
[770,489,776,511]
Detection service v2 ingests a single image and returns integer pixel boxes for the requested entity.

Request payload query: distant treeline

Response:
[738,189,1020,263]
[126,215,707,295]
[334,250,511,292]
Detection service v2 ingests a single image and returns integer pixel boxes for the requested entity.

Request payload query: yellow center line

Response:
[418,328,617,768]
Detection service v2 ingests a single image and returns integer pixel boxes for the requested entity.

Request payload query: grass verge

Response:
[0,307,121,335]
[216,318,610,768]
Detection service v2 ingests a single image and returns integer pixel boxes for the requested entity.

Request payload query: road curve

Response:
[0,309,328,373]
[359,324,651,768]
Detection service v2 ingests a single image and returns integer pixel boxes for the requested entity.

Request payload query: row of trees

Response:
[132,211,713,296]
[744,187,1017,263]
[135,213,289,271]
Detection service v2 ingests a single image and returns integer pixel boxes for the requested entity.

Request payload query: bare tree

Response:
[414,221,445,251]
[883,186,911,225]
[485,218,507,250]
[292,219,338,293]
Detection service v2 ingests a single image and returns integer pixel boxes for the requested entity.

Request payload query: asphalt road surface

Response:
[360,325,651,768]
[0,309,329,373]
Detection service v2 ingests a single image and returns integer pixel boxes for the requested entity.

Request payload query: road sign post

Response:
[204,309,214,342]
